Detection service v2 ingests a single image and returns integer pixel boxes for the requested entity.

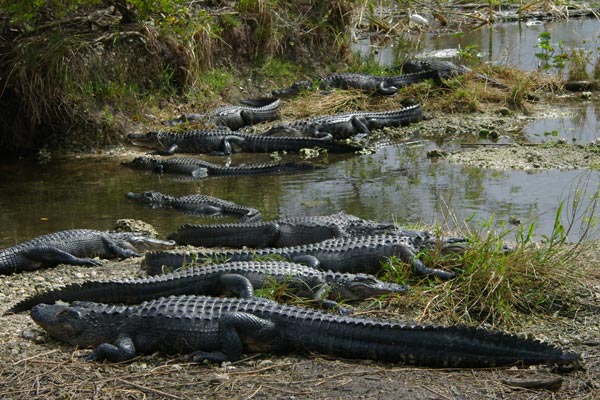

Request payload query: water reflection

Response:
[523,101,600,143]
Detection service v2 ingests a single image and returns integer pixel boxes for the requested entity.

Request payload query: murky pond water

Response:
[1,136,599,248]
[1,18,600,248]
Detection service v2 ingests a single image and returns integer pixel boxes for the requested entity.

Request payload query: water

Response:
[2,18,600,248]
[1,138,599,248]
[353,18,600,72]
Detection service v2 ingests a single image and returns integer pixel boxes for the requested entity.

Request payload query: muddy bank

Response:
[447,142,600,170]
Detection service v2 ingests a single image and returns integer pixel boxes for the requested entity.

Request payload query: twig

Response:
[245,385,263,400]
[420,383,453,399]
[13,349,58,365]
[115,378,185,400]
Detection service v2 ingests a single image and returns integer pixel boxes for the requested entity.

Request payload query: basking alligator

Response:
[265,104,422,139]
[272,61,505,98]
[126,191,261,222]
[144,234,460,280]
[400,60,507,88]
[31,294,579,367]
[122,156,320,178]
[168,212,397,248]
[9,261,409,313]
[127,128,361,155]
[0,230,175,275]
[165,98,281,129]
[273,70,439,97]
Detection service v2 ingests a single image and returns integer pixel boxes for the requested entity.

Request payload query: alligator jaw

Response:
[127,132,162,149]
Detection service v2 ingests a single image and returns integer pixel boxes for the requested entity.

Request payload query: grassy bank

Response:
[1,0,597,154]
[0,0,353,154]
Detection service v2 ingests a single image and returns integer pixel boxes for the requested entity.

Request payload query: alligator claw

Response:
[83,258,103,267]
[81,351,100,361]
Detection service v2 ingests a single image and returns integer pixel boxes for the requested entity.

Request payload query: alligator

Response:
[122,156,320,178]
[31,294,580,367]
[9,261,409,313]
[265,104,423,139]
[143,234,461,280]
[272,70,439,97]
[167,212,398,248]
[400,60,507,88]
[165,98,281,129]
[127,128,362,156]
[126,191,261,222]
[0,229,175,275]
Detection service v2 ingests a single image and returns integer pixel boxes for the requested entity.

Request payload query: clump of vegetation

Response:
[373,182,599,330]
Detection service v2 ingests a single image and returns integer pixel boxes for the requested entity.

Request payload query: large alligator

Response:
[0,229,175,275]
[144,234,461,280]
[272,70,439,97]
[265,104,423,139]
[167,212,397,248]
[122,156,320,178]
[165,98,281,129]
[9,261,409,313]
[31,294,579,367]
[127,128,361,155]
[126,191,261,222]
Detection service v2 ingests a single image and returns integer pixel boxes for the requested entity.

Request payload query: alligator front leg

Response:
[101,237,141,259]
[312,285,352,314]
[190,312,279,362]
[412,258,456,280]
[210,135,246,156]
[85,334,137,362]
[150,143,179,156]
[376,81,398,95]
[350,116,371,136]
[21,246,103,269]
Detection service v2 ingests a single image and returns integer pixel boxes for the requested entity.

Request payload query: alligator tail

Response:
[284,316,580,368]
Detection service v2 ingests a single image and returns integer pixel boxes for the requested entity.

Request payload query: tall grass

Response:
[377,176,599,329]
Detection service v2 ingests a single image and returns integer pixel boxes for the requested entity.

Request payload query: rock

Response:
[113,219,159,237]
[427,148,447,158]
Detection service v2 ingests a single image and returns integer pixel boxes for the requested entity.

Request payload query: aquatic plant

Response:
[534,31,569,72]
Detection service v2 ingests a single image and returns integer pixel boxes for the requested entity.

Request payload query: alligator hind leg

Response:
[21,246,103,268]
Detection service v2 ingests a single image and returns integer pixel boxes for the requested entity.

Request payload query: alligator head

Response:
[272,80,314,97]
[327,273,409,301]
[124,233,176,252]
[126,191,175,209]
[127,131,165,150]
[31,303,91,345]
[122,156,163,172]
